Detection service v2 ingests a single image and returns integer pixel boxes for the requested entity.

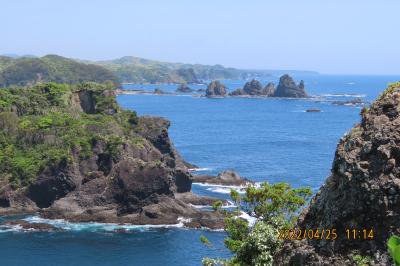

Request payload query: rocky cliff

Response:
[275,82,400,265]
[0,82,223,228]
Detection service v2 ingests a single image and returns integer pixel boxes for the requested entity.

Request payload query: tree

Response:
[203,182,312,266]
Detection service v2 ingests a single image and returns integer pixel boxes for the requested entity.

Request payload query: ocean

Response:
[1,74,399,265]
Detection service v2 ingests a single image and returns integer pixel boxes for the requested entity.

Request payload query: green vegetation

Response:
[202,182,312,266]
[0,55,120,88]
[0,82,139,188]
[388,235,400,266]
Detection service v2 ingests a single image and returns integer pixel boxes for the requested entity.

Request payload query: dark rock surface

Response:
[273,74,308,98]
[275,83,400,265]
[192,170,252,186]
[176,84,193,93]
[205,80,227,97]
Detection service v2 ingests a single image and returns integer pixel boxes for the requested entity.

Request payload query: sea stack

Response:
[205,80,227,97]
[273,74,308,98]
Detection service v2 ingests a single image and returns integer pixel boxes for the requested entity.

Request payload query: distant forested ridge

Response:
[0,55,120,88]
[0,54,319,85]
[85,56,247,84]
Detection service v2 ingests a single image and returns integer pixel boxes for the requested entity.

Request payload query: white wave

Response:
[346,82,356,85]
[14,216,190,232]
[0,224,23,233]
[222,200,237,208]
[189,168,212,172]
[320,93,366,97]
[238,211,257,227]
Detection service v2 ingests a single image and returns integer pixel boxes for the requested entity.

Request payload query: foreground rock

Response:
[192,170,252,186]
[205,80,227,97]
[0,83,225,229]
[275,82,400,265]
[274,74,308,98]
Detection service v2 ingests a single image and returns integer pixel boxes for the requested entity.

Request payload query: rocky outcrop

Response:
[0,83,225,229]
[228,75,306,98]
[262,82,275,96]
[192,170,252,186]
[275,83,400,265]
[273,74,308,98]
[229,79,264,96]
[205,80,227,97]
[176,84,193,93]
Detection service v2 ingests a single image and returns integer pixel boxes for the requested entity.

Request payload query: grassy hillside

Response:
[0,55,120,88]
[0,82,136,188]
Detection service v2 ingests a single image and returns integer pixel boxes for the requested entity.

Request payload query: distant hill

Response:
[85,56,243,84]
[0,55,120,88]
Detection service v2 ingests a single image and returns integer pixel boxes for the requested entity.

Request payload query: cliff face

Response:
[0,83,221,227]
[276,82,400,265]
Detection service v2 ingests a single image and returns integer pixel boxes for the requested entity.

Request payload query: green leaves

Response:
[388,235,400,265]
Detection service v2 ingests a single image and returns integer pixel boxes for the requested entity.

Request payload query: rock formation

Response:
[228,75,306,98]
[275,82,400,265]
[262,82,276,96]
[229,79,264,96]
[176,84,193,93]
[205,80,227,97]
[273,74,308,98]
[192,170,252,186]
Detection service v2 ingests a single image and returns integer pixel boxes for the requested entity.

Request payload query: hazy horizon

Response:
[2,0,400,75]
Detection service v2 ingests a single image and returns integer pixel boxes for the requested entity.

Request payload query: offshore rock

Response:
[273,74,308,98]
[205,80,227,97]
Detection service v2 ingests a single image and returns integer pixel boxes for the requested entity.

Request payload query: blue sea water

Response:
[1,75,399,266]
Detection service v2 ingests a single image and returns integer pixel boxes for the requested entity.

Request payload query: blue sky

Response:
[1,0,399,74]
